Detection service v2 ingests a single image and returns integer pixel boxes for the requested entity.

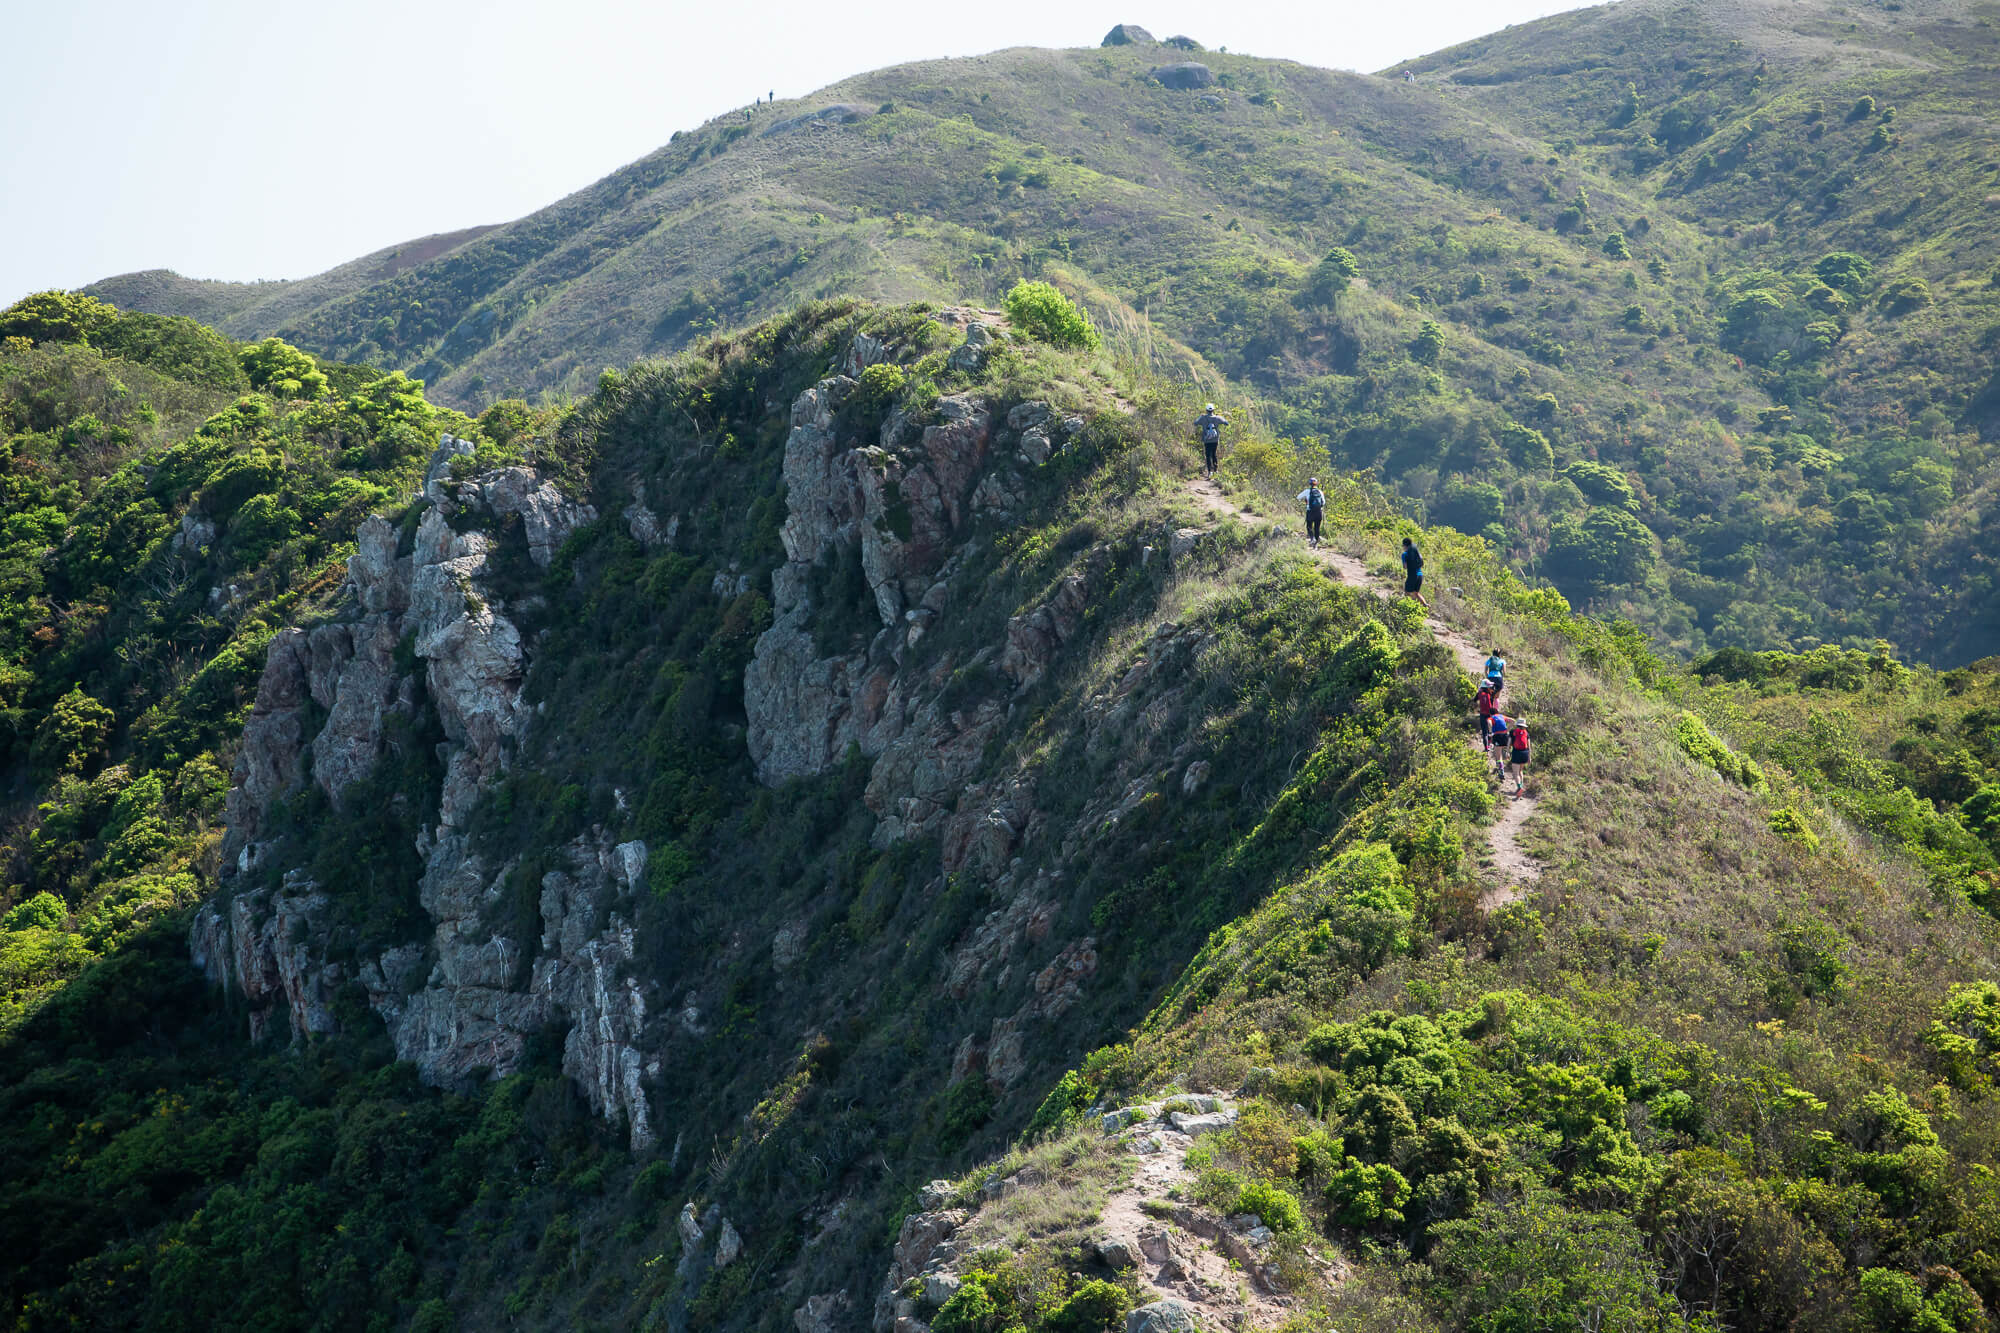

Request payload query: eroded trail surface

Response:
[1186,478,1542,905]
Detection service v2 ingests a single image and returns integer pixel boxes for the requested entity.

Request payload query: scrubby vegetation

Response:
[11,1,2000,1323]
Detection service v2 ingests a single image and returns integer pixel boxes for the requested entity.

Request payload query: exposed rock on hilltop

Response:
[1150,62,1215,90]
[1101,23,1156,45]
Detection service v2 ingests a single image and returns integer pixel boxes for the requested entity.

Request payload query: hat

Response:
[1205,402,1216,411]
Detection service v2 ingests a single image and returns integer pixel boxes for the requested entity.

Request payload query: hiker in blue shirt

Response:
[1297,477,1326,548]
[1401,538,1431,609]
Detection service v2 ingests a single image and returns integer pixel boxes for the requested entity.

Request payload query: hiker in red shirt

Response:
[1507,717,1532,796]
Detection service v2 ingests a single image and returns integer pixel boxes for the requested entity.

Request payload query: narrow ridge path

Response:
[1185,478,1542,907]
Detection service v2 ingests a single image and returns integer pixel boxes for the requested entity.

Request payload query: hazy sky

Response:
[0,0,1598,306]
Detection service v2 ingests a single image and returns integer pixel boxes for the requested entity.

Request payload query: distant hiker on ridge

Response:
[1401,536,1430,608]
[1297,477,1326,548]
[1195,403,1229,479]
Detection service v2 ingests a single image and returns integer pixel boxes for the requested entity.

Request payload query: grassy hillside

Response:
[3,289,2000,1330]
[85,1,2000,670]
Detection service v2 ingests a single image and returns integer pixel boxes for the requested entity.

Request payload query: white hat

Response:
[1205,402,1216,411]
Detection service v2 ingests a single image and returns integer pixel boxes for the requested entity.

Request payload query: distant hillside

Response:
[84,1,2000,667]
[89,224,499,342]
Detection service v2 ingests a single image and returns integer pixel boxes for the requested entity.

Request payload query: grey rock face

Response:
[1102,23,1156,44]
[196,439,657,1145]
[746,343,995,785]
[1151,62,1216,90]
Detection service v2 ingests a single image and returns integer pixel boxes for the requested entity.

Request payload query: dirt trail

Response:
[1186,478,1541,905]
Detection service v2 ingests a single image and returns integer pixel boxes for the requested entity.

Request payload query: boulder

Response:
[1097,1237,1140,1270]
[921,1272,960,1308]
[1102,23,1156,45]
[1168,1109,1236,1136]
[1151,63,1216,90]
[715,1219,743,1269]
[1126,1299,1202,1333]
[1181,760,1212,797]
[1163,34,1203,50]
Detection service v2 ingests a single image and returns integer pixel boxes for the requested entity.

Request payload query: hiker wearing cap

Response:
[1194,403,1229,479]
[1507,716,1532,795]
[1476,678,1500,754]
[1297,477,1327,548]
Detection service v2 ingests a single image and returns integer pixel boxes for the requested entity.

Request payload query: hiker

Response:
[1401,537,1430,608]
[1507,716,1532,795]
[1297,477,1326,548]
[1195,403,1229,479]
[1487,709,1514,780]
[1484,650,1506,687]
[1476,679,1500,752]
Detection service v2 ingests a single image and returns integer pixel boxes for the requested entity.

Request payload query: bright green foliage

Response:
[1235,1179,1305,1233]
[1602,231,1631,260]
[1673,711,1765,788]
[1042,1279,1132,1333]
[1769,805,1819,850]
[1815,251,1874,293]
[0,290,119,345]
[1927,982,2000,1087]
[30,686,114,778]
[1003,281,1101,351]
[1409,319,1446,366]
[932,1271,1008,1333]
[1327,1157,1410,1229]
[2,892,64,931]
[237,337,330,400]
[1308,246,1361,303]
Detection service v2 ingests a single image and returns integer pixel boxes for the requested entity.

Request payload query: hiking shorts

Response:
[1510,748,1531,767]
[1405,572,1424,593]
[1204,439,1218,471]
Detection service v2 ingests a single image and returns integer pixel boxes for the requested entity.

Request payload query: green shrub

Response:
[1769,806,1818,850]
[1235,1179,1305,1233]
[1043,1278,1132,1333]
[1327,1157,1409,1229]
[3,892,65,932]
[932,1271,1007,1333]
[1003,281,1101,351]
[1026,1069,1094,1137]
[1672,711,1764,789]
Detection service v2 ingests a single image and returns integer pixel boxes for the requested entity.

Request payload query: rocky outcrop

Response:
[873,1208,970,1331]
[1102,23,1156,45]
[195,436,658,1144]
[1151,63,1215,90]
[746,343,998,785]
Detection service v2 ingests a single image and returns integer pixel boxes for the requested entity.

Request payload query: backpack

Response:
[1489,713,1511,739]
[1200,417,1221,444]
[1304,487,1324,512]
[1510,722,1530,750]
[1475,686,1495,714]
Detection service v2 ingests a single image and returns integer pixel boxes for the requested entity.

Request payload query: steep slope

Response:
[6,294,2000,1333]
[83,5,2000,670]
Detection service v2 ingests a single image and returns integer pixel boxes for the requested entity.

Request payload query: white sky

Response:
[0,0,1598,307]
